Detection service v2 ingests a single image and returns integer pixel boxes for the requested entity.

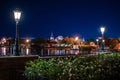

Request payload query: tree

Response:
[110,38,119,49]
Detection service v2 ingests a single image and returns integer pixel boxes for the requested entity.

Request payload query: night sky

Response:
[0,0,120,39]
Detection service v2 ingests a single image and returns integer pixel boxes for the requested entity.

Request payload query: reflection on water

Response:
[1,47,6,55]
[74,50,79,55]
[26,48,30,55]
[0,47,31,56]
[44,49,80,56]
[0,47,80,56]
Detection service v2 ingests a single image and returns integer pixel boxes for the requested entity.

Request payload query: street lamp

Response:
[13,9,21,56]
[100,27,105,52]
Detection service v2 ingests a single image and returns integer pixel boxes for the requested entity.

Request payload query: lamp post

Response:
[13,9,21,56]
[96,39,99,52]
[100,27,105,52]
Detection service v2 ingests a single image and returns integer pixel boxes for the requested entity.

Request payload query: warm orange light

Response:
[26,39,30,43]
[75,37,79,41]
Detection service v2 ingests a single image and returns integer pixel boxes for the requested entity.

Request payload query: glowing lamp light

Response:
[14,9,21,23]
[13,8,22,56]
[100,27,105,35]
[96,39,99,42]
[103,40,105,42]
[2,38,6,43]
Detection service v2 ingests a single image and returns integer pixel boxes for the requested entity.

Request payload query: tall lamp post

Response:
[100,27,105,52]
[13,9,21,56]
[96,39,99,52]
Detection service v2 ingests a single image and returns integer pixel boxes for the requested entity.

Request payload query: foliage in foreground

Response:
[25,53,120,80]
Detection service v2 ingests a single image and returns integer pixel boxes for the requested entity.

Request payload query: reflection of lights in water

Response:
[2,47,6,55]
[75,50,79,55]
[26,48,29,55]
[46,49,80,55]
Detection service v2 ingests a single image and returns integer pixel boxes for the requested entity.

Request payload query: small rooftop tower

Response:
[82,37,85,42]
[50,32,54,40]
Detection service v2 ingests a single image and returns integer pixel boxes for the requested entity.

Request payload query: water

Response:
[0,47,31,56]
[0,47,80,56]
[41,49,80,56]
[0,47,94,56]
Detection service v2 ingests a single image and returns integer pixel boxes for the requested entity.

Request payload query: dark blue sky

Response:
[0,0,120,39]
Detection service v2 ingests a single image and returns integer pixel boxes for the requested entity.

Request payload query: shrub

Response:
[25,53,120,80]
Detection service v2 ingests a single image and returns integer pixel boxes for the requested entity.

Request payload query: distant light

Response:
[1,38,6,44]
[75,37,79,41]
[103,40,105,42]
[75,50,79,55]
[96,39,99,42]
[26,39,30,43]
